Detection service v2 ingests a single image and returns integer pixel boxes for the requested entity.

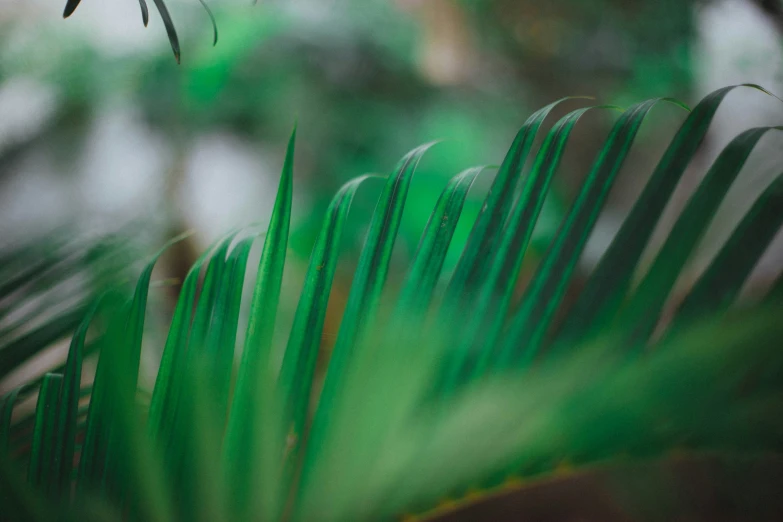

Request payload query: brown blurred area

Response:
[432,454,783,522]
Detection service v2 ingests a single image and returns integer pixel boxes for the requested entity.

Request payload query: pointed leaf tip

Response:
[62,0,82,18]
[739,83,783,104]
[660,97,691,112]
[139,0,150,26]
[196,0,219,46]
[152,0,181,64]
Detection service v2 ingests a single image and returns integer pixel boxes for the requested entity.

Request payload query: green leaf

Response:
[443,106,613,390]
[272,175,376,522]
[204,235,257,420]
[617,126,783,346]
[296,143,433,518]
[0,250,64,303]
[188,238,233,359]
[164,234,251,522]
[440,98,582,316]
[1,385,33,453]
[151,0,181,63]
[54,300,100,495]
[671,171,783,328]
[559,85,774,344]
[222,127,295,519]
[498,98,682,369]
[147,233,235,447]
[80,234,190,493]
[126,232,194,402]
[395,166,486,319]
[90,298,174,522]
[197,0,219,46]
[279,175,377,461]
[28,373,63,495]
[0,452,50,522]
[309,146,432,410]
[62,0,82,18]
[139,0,149,26]
[76,328,113,491]
[0,307,88,382]
[374,305,783,520]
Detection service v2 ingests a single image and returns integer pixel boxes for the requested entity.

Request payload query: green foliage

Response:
[0,235,117,383]
[1,85,783,521]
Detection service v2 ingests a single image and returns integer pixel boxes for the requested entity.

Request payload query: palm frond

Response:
[0,232,128,389]
[2,85,782,522]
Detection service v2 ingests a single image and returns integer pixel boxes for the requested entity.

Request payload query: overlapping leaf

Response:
[222,128,295,520]
[618,125,783,346]
[559,85,774,345]
[3,86,783,522]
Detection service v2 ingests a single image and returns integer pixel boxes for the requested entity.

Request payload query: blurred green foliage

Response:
[1,0,778,270]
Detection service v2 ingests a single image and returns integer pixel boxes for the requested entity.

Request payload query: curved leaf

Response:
[197,0,219,46]
[395,166,486,319]
[560,85,775,344]
[0,307,88,383]
[28,373,63,495]
[297,143,434,518]
[152,0,181,64]
[80,233,191,492]
[139,0,150,27]
[146,232,235,446]
[617,126,783,347]
[1,385,34,453]
[204,235,257,418]
[672,171,783,328]
[441,99,581,314]
[498,98,683,368]
[223,127,296,519]
[54,300,101,494]
[188,238,233,359]
[445,106,615,389]
[279,175,378,458]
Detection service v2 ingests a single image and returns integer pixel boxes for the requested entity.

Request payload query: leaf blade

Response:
[222,127,296,519]
[139,0,150,26]
[395,166,486,318]
[296,143,433,518]
[498,99,681,368]
[617,126,783,346]
[151,0,181,63]
[671,171,783,328]
[197,0,219,46]
[559,85,775,344]
[279,175,377,457]
[28,373,63,495]
[445,106,612,388]
[62,0,82,18]
[440,98,585,316]
[54,300,100,494]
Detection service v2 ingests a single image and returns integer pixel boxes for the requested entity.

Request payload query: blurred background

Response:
[1,3,782,518]
[0,0,782,352]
